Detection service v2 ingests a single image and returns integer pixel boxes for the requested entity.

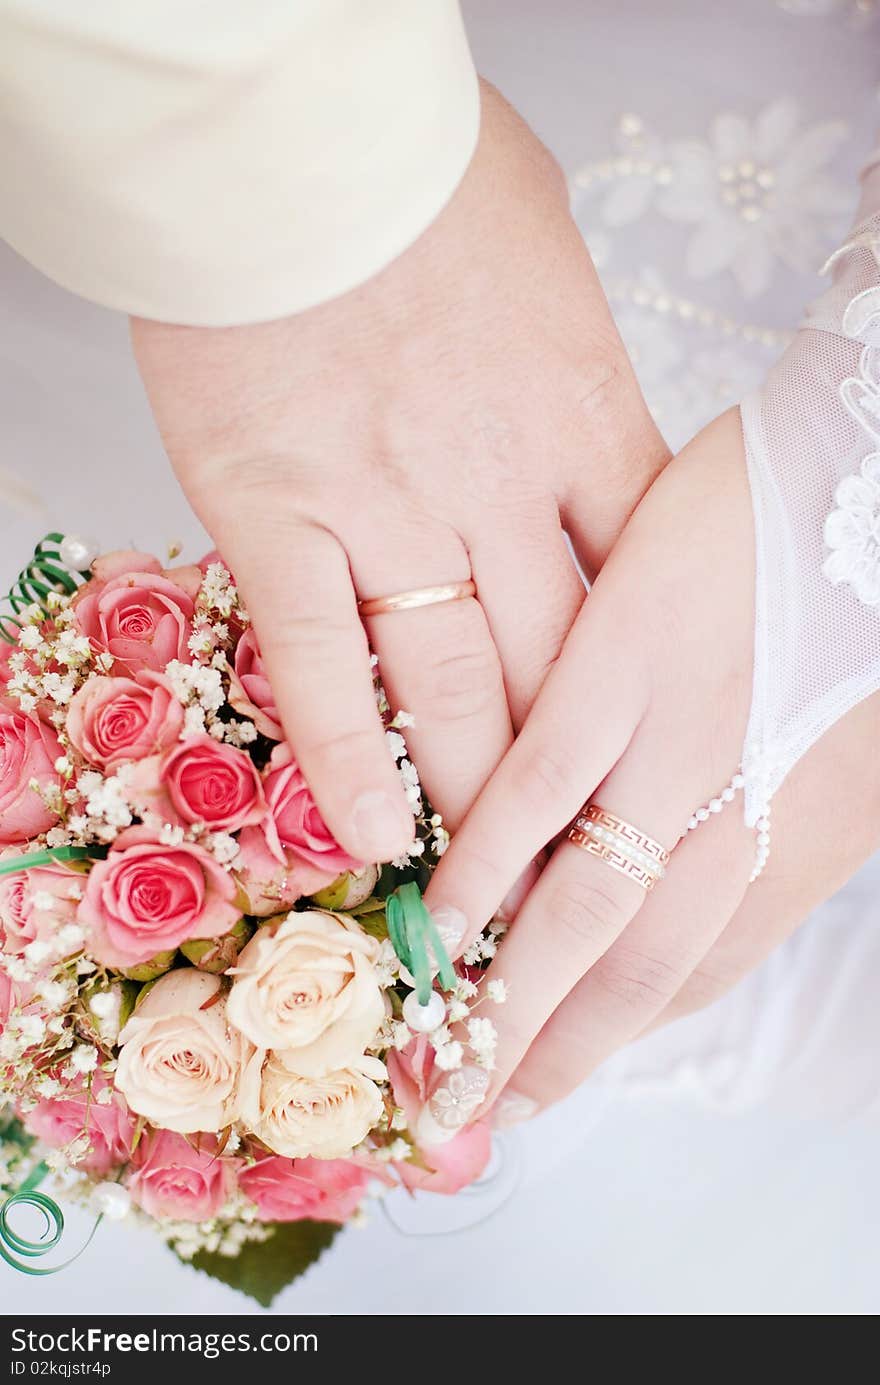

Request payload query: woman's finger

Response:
[501,804,753,1113]
[422,577,651,943]
[443,701,722,1115]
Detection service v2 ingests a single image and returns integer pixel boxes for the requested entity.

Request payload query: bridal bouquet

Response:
[0,536,503,1303]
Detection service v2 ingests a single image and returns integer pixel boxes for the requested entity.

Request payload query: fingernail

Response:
[430,904,468,954]
[351,791,413,861]
[498,861,541,921]
[491,1090,539,1129]
[415,1065,490,1147]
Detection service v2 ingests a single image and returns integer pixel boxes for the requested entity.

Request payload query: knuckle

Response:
[547,873,625,952]
[665,961,737,1020]
[415,645,505,725]
[296,724,382,775]
[525,1046,585,1103]
[595,946,684,1015]
[575,351,625,418]
[268,609,366,661]
[516,745,583,813]
[454,836,512,900]
[187,451,289,507]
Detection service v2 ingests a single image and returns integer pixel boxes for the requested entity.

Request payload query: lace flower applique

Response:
[823,451,880,605]
[823,236,880,608]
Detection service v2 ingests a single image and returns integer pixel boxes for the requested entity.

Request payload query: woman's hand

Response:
[131,82,667,867]
[421,407,880,1130]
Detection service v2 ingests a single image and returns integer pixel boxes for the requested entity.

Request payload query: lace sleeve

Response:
[739,147,880,830]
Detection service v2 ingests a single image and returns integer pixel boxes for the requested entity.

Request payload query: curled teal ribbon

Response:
[0,1162,102,1276]
[0,532,90,645]
[386,882,457,1005]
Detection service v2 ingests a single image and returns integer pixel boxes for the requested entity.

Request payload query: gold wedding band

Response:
[358,580,476,617]
[567,803,670,893]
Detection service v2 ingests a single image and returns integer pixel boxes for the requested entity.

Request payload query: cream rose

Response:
[240,1049,385,1159]
[227,910,385,1075]
[115,970,253,1133]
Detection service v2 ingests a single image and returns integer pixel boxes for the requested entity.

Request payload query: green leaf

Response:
[183,1221,339,1307]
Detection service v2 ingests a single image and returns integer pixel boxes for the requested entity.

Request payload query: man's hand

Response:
[131,82,668,865]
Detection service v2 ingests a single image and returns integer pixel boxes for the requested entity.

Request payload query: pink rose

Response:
[88,550,203,595]
[0,644,14,691]
[263,744,362,874]
[239,1154,371,1224]
[233,825,336,916]
[0,702,61,844]
[227,629,282,740]
[73,563,197,675]
[160,734,265,832]
[387,1035,436,1127]
[0,858,81,953]
[24,1073,135,1175]
[66,672,183,771]
[129,1129,236,1221]
[77,827,240,968]
[387,1038,491,1194]
[394,1123,491,1195]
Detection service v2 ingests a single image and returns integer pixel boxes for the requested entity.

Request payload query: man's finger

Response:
[219,514,415,863]
[364,594,512,833]
[470,512,585,731]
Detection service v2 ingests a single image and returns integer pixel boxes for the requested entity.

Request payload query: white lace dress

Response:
[0,0,878,1315]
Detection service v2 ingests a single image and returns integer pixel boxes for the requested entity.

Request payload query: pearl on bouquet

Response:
[90,1182,131,1221]
[58,534,99,573]
[402,989,446,1033]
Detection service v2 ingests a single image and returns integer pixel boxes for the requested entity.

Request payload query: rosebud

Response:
[122,949,177,982]
[180,917,252,973]
[310,864,379,911]
[76,979,138,1046]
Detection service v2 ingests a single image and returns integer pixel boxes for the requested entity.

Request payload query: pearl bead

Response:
[696,807,710,822]
[59,534,99,572]
[756,816,770,831]
[721,786,735,803]
[731,774,745,789]
[91,1182,131,1221]
[402,989,447,1033]
[688,816,699,831]
[758,831,770,847]
[708,798,723,813]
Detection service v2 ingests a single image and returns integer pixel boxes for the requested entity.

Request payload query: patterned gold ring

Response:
[358,580,476,617]
[567,803,671,893]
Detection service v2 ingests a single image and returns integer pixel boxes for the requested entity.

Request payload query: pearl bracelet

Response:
[685,769,770,882]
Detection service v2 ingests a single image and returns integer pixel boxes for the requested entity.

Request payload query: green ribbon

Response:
[0,847,103,879]
[0,1162,103,1276]
[1,532,90,645]
[386,882,457,1005]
